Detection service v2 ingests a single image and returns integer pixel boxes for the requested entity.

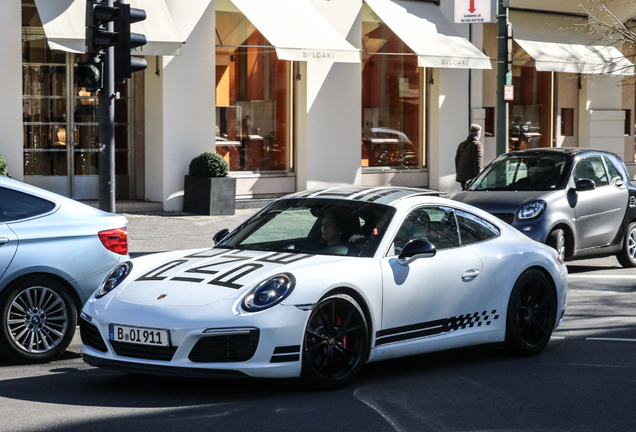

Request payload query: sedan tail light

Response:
[98,228,128,255]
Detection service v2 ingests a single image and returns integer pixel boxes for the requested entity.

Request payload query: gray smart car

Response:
[453,148,636,267]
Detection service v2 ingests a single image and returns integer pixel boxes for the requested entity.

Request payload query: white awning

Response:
[33,0,183,56]
[511,11,634,75]
[363,0,492,69]
[226,0,360,63]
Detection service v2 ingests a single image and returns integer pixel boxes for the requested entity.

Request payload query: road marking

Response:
[568,274,636,279]
[586,337,636,342]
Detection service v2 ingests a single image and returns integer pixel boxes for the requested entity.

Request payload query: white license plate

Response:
[109,324,170,347]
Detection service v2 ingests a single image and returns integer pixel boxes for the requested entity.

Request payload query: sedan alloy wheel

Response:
[0,276,77,363]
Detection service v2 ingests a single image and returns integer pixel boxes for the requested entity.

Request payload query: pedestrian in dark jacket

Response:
[455,124,483,190]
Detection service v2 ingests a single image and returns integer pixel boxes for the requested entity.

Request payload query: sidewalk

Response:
[124,208,260,256]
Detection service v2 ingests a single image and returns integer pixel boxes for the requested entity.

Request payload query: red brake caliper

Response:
[336,316,347,347]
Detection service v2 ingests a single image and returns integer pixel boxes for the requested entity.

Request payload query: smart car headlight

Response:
[96,262,132,299]
[242,273,295,312]
[517,200,546,221]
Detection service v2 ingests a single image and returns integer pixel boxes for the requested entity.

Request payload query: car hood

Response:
[453,190,555,213]
[117,248,332,307]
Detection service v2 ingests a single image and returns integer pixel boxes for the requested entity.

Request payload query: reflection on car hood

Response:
[117,248,326,307]
[453,190,553,213]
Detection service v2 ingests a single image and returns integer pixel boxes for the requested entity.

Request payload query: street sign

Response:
[504,85,514,101]
[506,70,512,85]
[454,0,498,24]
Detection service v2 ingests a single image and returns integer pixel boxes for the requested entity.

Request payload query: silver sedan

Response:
[0,176,128,363]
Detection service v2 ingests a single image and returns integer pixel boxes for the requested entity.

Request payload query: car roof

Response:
[0,175,65,204]
[0,175,116,218]
[504,147,618,158]
[283,187,442,206]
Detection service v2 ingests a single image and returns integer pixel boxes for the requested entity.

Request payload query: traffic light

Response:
[75,0,122,91]
[75,60,102,91]
[86,0,122,56]
[114,1,148,82]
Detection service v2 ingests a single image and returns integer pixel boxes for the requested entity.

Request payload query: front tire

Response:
[505,269,556,356]
[546,228,565,262]
[301,294,369,389]
[617,222,636,268]
[0,276,77,363]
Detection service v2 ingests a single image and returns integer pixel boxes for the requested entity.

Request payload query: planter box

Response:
[183,175,236,215]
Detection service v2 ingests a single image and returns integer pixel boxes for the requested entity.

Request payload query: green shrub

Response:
[0,153,7,177]
[188,152,229,178]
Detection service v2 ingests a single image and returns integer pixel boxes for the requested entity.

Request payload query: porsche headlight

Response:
[96,262,132,299]
[242,273,295,312]
[517,200,546,221]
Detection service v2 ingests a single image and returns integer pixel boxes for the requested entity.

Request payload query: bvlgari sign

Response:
[454,0,498,24]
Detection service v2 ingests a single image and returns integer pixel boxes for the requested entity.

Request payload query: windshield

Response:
[469,153,568,191]
[216,198,396,257]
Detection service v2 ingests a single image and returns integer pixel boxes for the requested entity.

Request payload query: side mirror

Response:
[213,228,230,244]
[397,239,437,265]
[611,177,624,187]
[575,178,596,192]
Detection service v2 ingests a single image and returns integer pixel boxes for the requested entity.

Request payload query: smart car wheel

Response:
[0,276,77,363]
[617,222,636,268]
[301,294,369,389]
[546,228,565,262]
[505,269,556,356]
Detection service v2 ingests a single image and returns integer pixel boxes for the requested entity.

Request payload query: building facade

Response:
[1,0,634,211]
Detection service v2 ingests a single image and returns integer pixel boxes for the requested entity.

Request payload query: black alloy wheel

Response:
[617,222,636,268]
[505,269,556,356]
[301,294,369,389]
[0,276,77,363]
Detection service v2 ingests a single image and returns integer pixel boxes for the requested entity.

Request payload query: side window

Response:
[0,187,56,222]
[573,156,608,186]
[455,210,500,245]
[603,156,622,183]
[392,206,460,255]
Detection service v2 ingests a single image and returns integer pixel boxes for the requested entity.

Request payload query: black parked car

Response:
[453,148,636,266]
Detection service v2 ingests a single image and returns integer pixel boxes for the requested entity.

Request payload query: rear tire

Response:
[617,222,636,268]
[0,276,77,363]
[546,228,565,262]
[301,294,369,389]
[505,269,556,356]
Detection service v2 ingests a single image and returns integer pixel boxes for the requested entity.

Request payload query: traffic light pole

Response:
[98,0,116,213]
[496,0,509,156]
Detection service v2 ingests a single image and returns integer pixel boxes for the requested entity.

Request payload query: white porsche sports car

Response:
[81,187,567,388]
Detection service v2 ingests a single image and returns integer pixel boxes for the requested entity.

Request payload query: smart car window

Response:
[392,206,460,255]
[0,187,55,222]
[470,153,567,191]
[455,210,500,245]
[573,156,608,186]
[603,156,622,183]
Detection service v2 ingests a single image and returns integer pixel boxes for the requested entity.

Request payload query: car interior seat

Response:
[574,160,598,184]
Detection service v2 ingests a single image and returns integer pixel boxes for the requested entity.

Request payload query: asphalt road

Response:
[1,210,635,432]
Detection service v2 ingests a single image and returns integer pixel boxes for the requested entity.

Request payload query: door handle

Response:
[461,269,480,281]
[0,237,8,245]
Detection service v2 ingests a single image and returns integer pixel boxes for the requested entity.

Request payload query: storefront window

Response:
[215,11,290,173]
[22,35,68,176]
[22,0,130,195]
[361,17,422,168]
[509,42,553,151]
